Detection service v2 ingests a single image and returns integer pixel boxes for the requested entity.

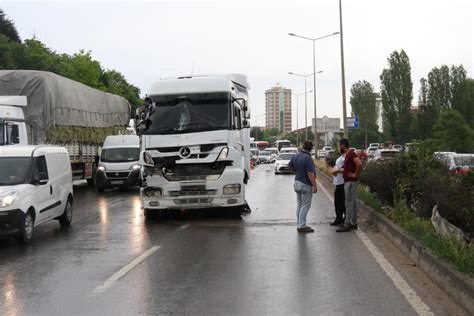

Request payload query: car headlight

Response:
[131,164,140,170]
[217,147,229,161]
[98,166,105,172]
[223,184,241,194]
[0,190,19,208]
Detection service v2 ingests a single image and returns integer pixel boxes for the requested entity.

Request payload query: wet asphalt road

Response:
[0,164,467,315]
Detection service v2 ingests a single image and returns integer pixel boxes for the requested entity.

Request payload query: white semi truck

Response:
[0,70,130,183]
[138,74,251,218]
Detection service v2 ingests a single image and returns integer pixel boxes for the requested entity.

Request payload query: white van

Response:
[95,135,140,192]
[0,146,73,244]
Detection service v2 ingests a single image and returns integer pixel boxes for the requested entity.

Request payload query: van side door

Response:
[32,156,56,223]
[44,153,67,218]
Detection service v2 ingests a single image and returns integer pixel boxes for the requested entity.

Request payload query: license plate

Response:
[110,180,124,185]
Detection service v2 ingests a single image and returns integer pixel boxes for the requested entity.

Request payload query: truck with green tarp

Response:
[0,70,131,184]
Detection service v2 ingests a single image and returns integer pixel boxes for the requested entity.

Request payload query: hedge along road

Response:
[0,164,467,315]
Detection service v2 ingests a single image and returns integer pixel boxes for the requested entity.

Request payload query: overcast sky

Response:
[2,0,473,128]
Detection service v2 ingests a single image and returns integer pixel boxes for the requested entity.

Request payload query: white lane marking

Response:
[317,181,433,316]
[179,224,191,230]
[93,245,161,295]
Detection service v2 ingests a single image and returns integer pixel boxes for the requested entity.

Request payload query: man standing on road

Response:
[328,153,346,226]
[336,139,362,233]
[288,141,317,233]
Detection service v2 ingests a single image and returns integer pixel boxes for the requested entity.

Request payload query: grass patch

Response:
[360,191,474,277]
[357,185,385,214]
[314,159,332,178]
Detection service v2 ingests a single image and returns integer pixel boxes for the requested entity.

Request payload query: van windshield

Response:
[101,148,140,163]
[143,93,230,135]
[0,157,31,185]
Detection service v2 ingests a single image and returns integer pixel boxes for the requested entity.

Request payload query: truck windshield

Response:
[101,148,140,163]
[143,93,230,135]
[0,157,31,185]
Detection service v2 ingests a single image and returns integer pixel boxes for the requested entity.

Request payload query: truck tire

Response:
[58,198,73,226]
[86,178,95,187]
[144,208,160,221]
[15,209,35,244]
[96,186,104,193]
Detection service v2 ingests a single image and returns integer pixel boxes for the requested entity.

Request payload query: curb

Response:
[317,171,474,314]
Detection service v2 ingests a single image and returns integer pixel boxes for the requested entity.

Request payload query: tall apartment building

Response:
[265,84,292,133]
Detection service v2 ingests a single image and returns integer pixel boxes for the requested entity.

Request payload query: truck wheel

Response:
[16,210,35,244]
[96,186,104,193]
[144,208,160,221]
[86,178,95,186]
[227,206,244,218]
[58,198,73,226]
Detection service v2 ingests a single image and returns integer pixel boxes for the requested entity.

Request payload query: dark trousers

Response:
[334,184,346,221]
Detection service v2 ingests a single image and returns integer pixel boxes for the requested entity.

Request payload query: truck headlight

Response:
[131,164,140,170]
[0,190,19,208]
[217,147,229,161]
[223,184,241,194]
[97,166,105,172]
[143,187,163,197]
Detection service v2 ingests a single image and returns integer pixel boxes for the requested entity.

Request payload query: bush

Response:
[360,140,473,234]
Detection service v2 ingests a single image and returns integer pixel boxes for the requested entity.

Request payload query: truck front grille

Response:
[169,190,216,197]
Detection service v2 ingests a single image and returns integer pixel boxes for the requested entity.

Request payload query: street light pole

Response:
[289,31,339,149]
[339,0,348,138]
[289,71,322,142]
[312,40,318,149]
[293,90,313,147]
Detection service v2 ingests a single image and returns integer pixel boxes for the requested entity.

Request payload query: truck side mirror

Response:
[142,152,155,168]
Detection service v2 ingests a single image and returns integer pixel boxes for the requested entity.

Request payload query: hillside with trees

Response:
[0,8,142,109]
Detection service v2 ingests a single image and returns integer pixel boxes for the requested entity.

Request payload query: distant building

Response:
[265,84,292,133]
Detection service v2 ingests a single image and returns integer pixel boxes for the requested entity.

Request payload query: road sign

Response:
[347,116,359,129]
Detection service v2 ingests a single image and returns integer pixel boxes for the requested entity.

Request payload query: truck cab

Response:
[138,74,251,217]
[0,96,28,146]
[95,135,140,192]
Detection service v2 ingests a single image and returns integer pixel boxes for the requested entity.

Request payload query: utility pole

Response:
[339,0,348,138]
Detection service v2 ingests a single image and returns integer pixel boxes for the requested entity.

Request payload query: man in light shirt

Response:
[329,153,346,226]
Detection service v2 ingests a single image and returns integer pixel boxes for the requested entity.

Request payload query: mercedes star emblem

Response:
[179,146,192,159]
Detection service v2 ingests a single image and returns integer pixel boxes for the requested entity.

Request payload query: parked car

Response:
[250,149,259,165]
[275,153,296,174]
[354,149,368,162]
[258,150,273,164]
[318,146,333,159]
[444,153,474,174]
[368,143,380,150]
[0,146,73,244]
[266,147,279,161]
[369,149,399,162]
[393,144,403,151]
[280,147,299,154]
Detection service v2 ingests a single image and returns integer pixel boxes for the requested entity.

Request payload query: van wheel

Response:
[59,198,73,226]
[16,210,34,244]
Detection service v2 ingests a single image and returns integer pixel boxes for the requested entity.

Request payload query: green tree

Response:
[58,50,105,89]
[453,79,474,128]
[0,34,22,69]
[418,65,467,138]
[20,38,62,72]
[0,9,20,43]
[433,109,473,152]
[101,70,142,107]
[380,50,413,143]
[350,80,379,130]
